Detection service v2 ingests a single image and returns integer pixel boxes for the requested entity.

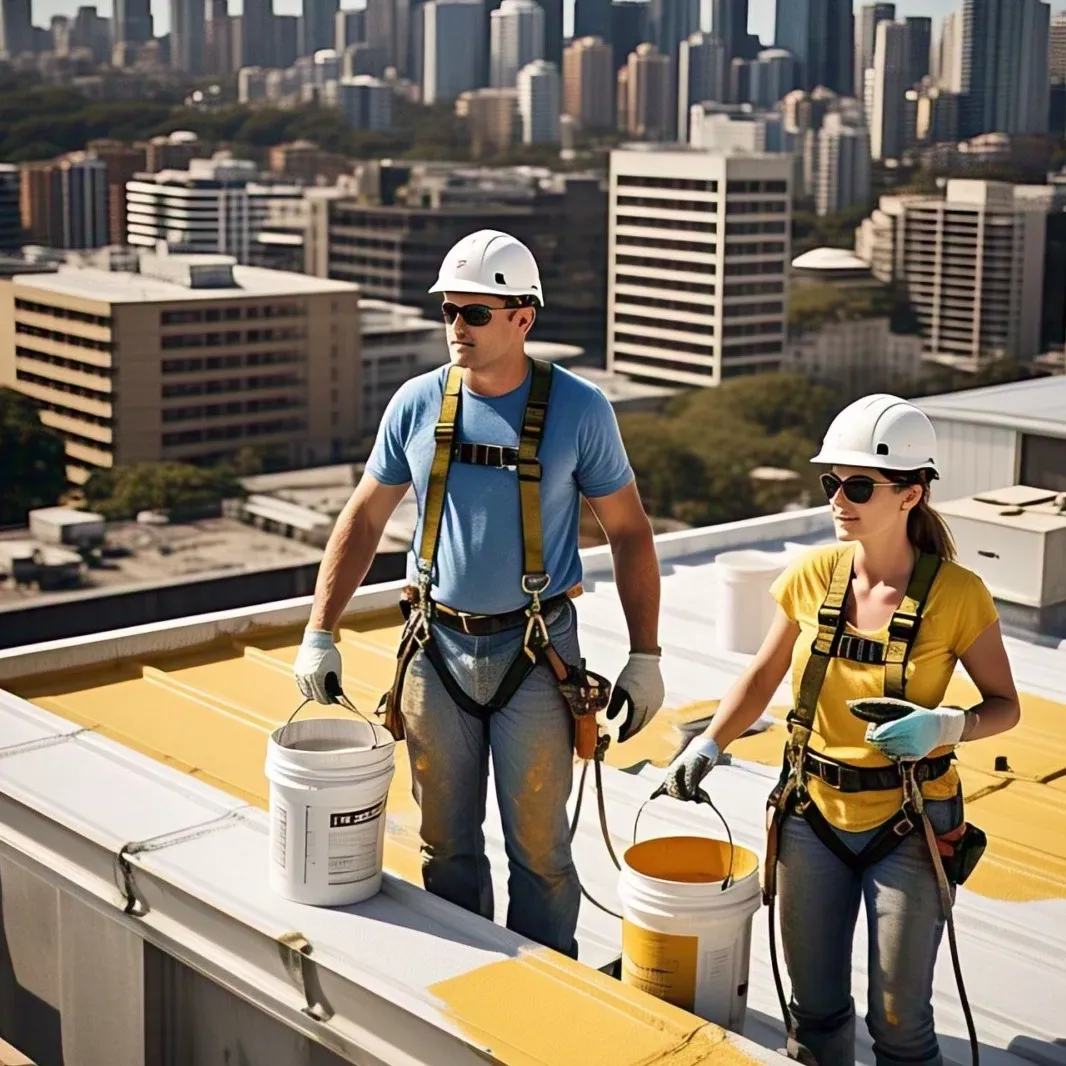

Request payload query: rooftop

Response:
[0,516,323,610]
[915,376,1066,439]
[11,258,360,304]
[790,247,871,274]
[0,507,1062,1066]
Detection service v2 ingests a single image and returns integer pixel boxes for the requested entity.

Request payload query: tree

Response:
[0,388,67,525]
[82,462,245,520]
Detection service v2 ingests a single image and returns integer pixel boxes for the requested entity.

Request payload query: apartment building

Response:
[607,147,792,387]
[856,179,1048,370]
[0,249,361,483]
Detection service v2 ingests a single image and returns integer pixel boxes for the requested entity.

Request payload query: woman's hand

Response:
[856,702,967,760]
[662,736,721,801]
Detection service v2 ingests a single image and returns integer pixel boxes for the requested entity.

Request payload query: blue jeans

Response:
[777,792,963,1066]
[399,597,581,957]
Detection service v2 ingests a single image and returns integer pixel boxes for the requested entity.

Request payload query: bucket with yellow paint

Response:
[618,835,762,1028]
[265,717,395,907]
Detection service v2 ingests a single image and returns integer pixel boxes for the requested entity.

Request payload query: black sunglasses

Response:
[441,302,510,327]
[820,472,901,505]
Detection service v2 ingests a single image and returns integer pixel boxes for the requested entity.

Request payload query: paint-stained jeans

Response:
[777,791,963,1066]
[399,597,581,957]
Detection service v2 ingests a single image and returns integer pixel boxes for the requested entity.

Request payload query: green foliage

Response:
[0,388,67,525]
[82,462,245,520]
[897,357,1046,401]
[792,201,874,258]
[788,281,910,334]
[619,373,843,527]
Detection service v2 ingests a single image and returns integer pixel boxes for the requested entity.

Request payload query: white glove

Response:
[662,735,721,802]
[293,628,343,705]
[602,652,665,743]
[855,701,968,761]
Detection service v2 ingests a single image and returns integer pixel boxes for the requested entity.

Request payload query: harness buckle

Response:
[522,572,551,597]
[523,611,550,662]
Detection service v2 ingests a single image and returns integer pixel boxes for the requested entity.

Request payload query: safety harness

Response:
[761,546,983,1066]
[376,358,611,761]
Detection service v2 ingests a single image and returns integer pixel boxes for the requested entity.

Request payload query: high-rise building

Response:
[206,0,234,75]
[855,3,895,107]
[335,8,365,51]
[712,0,750,63]
[563,35,614,131]
[909,81,961,144]
[0,165,21,252]
[517,59,560,143]
[0,250,363,480]
[459,88,519,156]
[647,0,701,133]
[1051,12,1066,82]
[301,0,339,55]
[113,0,152,45]
[337,76,394,129]
[689,103,788,152]
[622,42,671,141]
[607,147,791,387]
[125,156,304,263]
[365,0,412,74]
[170,0,206,72]
[537,0,563,69]
[0,0,33,58]
[677,33,727,141]
[857,180,1048,370]
[611,0,647,76]
[932,10,962,91]
[816,112,870,216]
[19,154,108,251]
[901,16,931,89]
[775,0,852,95]
[241,0,275,66]
[962,0,1050,137]
[86,140,147,245]
[422,0,482,103]
[748,47,796,108]
[573,0,610,40]
[491,0,544,89]
[871,20,907,161]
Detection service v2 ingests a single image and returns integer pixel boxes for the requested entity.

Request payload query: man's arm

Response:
[585,481,660,653]
[308,475,410,632]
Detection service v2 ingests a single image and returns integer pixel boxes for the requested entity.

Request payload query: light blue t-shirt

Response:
[366,360,634,615]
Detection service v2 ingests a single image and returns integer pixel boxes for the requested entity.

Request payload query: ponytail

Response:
[907,492,956,561]
[883,469,956,561]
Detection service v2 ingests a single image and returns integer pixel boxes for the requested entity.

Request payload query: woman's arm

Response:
[956,621,1021,742]
[702,606,800,751]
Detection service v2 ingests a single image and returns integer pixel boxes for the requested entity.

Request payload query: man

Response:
[293,229,664,957]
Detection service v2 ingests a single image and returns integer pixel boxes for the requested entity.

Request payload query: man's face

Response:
[442,291,530,368]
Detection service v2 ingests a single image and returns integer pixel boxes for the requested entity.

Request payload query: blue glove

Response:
[854,701,967,761]
[662,735,721,802]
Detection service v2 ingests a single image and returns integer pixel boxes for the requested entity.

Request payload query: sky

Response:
[22,0,1011,54]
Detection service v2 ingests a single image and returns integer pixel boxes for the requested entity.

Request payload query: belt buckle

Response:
[487,443,505,467]
[820,761,841,789]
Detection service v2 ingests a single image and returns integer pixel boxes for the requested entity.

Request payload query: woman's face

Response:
[821,465,922,544]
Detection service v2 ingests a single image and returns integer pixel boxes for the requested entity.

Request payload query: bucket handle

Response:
[633,785,736,892]
[285,684,385,750]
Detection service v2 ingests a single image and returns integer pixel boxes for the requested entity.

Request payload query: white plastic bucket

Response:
[715,549,788,654]
[618,836,762,1028]
[265,716,396,907]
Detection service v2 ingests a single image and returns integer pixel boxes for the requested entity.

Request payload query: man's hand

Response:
[293,629,343,704]
[603,652,665,742]
[662,735,721,801]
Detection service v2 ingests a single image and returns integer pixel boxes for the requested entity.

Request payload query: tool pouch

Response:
[936,821,987,886]
[554,657,611,761]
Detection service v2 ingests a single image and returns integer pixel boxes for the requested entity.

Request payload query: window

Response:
[1020,434,1066,492]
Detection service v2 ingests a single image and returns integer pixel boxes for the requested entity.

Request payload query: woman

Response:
[662,394,1021,1066]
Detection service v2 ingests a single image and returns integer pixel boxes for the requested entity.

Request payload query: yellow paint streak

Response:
[428,949,756,1066]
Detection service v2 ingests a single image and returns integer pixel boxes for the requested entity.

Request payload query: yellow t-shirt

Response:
[770,544,999,832]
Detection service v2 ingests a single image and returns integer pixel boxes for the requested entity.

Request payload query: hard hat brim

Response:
[810,446,939,474]
[428,276,545,306]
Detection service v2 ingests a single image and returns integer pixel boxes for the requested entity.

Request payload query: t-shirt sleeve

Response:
[770,557,805,622]
[770,547,835,623]
[365,383,414,486]
[575,386,635,498]
[952,571,1000,656]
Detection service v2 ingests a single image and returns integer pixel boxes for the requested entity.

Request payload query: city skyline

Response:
[22,0,1012,51]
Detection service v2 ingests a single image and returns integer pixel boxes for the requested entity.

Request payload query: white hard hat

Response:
[429,229,545,306]
[811,394,939,476]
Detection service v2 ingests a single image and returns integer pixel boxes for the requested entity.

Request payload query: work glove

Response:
[293,628,343,705]
[662,735,721,802]
[602,652,665,743]
[850,697,967,761]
